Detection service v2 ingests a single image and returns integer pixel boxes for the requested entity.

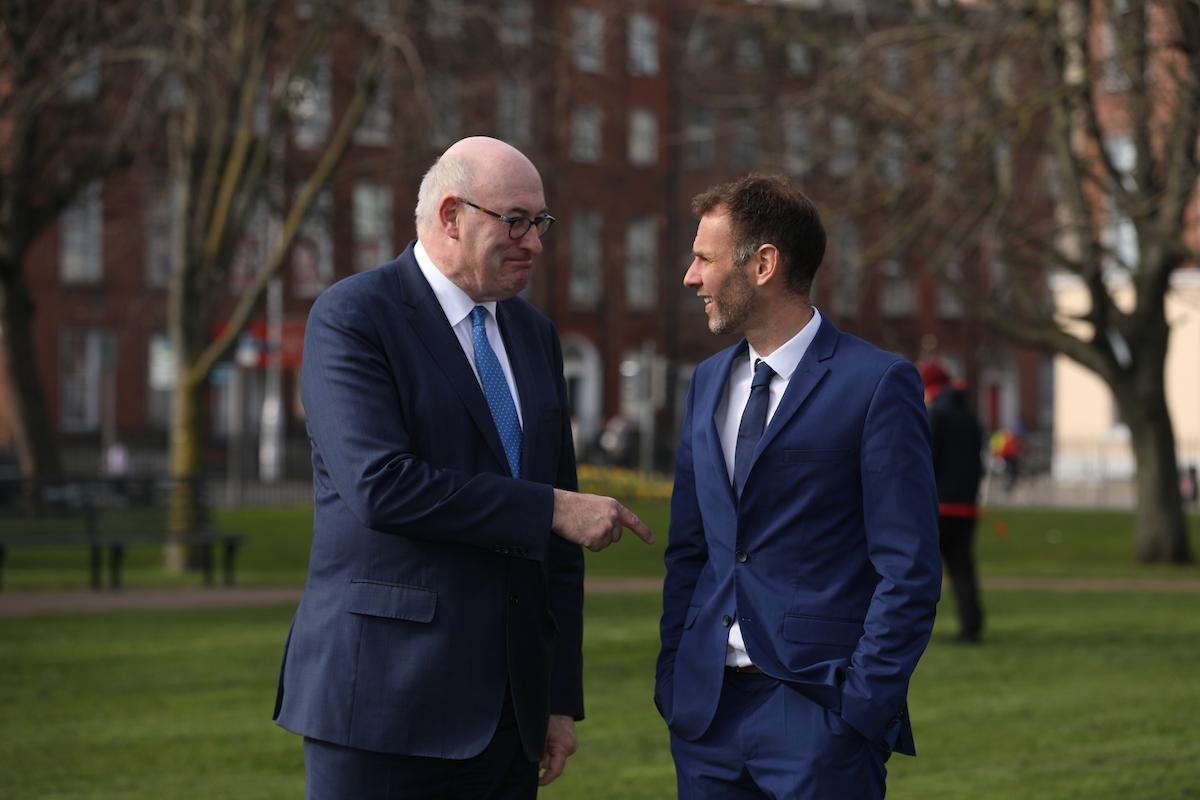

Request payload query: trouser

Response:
[670,670,888,800]
[938,514,985,639]
[304,693,537,800]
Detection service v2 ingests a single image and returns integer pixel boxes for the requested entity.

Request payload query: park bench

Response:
[0,478,246,591]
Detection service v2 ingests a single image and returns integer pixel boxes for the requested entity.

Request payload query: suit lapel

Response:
[701,343,744,507]
[392,248,510,472]
[748,318,839,476]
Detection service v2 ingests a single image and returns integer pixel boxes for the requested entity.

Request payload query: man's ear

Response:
[440,196,462,239]
[753,244,780,287]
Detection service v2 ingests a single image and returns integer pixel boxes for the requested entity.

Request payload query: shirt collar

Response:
[414,240,497,327]
[747,307,822,381]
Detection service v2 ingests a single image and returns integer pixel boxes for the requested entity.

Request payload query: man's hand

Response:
[551,489,655,551]
[539,714,578,786]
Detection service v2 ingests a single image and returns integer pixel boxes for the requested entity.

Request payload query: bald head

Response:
[415,137,549,302]
[415,137,543,236]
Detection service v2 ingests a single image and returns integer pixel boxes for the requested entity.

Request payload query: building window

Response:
[60,181,103,285]
[830,115,857,176]
[64,50,101,102]
[428,0,463,38]
[357,0,389,26]
[684,18,712,66]
[881,46,906,89]
[830,220,861,317]
[685,105,715,168]
[879,257,915,318]
[573,9,605,73]
[292,54,331,149]
[353,183,393,272]
[60,328,115,433]
[628,109,657,167]
[499,0,533,46]
[937,258,964,319]
[569,211,601,309]
[625,216,658,311]
[145,177,182,289]
[496,75,531,146]
[1103,135,1138,272]
[732,119,759,168]
[783,109,812,177]
[354,69,392,145]
[292,190,333,299]
[147,333,175,428]
[570,105,602,163]
[429,72,461,146]
[786,42,812,76]
[231,200,269,295]
[627,13,659,76]
[881,129,907,188]
[735,31,763,69]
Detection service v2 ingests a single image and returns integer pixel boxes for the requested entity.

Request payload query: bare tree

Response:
[696,0,1197,563]
[140,0,385,565]
[0,1,150,481]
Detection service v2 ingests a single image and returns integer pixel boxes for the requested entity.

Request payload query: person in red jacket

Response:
[921,362,986,644]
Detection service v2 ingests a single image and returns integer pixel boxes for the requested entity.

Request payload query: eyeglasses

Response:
[458,198,555,240]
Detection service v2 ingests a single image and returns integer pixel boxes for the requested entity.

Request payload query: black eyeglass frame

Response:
[458,198,555,240]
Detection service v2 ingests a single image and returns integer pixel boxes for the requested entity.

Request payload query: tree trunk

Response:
[0,266,63,481]
[165,372,204,572]
[1117,383,1193,564]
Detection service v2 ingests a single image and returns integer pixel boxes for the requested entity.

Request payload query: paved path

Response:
[2,575,1200,618]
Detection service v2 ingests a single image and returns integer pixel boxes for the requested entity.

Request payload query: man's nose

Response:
[517,226,543,254]
[683,259,700,287]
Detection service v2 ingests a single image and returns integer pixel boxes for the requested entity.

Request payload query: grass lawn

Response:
[2,588,1200,799]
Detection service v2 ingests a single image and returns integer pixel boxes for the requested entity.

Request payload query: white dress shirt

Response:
[716,308,823,667]
[413,240,523,426]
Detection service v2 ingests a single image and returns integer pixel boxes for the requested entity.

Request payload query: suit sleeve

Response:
[545,333,586,719]
[302,286,555,561]
[655,376,706,718]
[841,359,942,742]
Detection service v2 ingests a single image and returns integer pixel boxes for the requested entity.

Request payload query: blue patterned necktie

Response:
[733,358,774,497]
[470,306,522,478]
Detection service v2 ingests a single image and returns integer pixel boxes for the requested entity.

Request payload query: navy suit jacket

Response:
[274,243,584,762]
[656,318,940,755]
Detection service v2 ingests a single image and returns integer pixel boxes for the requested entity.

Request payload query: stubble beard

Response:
[708,264,755,336]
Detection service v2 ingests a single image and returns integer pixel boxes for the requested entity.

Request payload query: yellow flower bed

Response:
[577,465,673,502]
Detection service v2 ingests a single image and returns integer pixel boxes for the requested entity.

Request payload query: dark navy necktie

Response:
[470,306,522,478]
[733,358,774,496]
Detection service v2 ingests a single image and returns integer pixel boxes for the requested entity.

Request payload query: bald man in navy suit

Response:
[275,137,653,799]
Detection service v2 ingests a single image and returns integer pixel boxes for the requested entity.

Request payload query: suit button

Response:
[735,550,748,564]
[722,614,732,627]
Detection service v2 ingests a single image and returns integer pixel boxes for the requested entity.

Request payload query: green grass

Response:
[3,590,1200,799]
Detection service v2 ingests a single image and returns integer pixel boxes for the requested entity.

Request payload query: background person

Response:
[921,362,986,645]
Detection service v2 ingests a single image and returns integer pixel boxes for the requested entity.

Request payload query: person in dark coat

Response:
[921,362,986,644]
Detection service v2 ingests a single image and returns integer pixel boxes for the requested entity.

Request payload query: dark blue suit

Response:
[657,319,940,796]
[274,243,584,767]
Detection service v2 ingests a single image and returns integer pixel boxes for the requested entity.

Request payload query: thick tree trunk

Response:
[0,266,63,481]
[1117,384,1193,564]
[165,372,204,572]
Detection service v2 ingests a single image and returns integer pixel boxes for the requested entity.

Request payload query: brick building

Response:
[0,0,1048,479]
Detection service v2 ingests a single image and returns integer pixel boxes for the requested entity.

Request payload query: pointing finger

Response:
[618,506,655,544]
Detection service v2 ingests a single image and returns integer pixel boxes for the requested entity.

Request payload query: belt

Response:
[726,664,763,674]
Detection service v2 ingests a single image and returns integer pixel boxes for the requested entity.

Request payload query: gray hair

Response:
[414,155,476,234]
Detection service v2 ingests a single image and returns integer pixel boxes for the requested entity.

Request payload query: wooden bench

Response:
[0,479,246,591]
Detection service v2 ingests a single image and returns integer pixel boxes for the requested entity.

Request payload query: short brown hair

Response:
[691,175,825,296]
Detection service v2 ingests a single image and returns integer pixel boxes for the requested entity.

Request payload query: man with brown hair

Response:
[657,175,941,799]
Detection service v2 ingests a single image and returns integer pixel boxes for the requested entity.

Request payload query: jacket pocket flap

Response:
[783,614,862,645]
[347,580,436,622]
